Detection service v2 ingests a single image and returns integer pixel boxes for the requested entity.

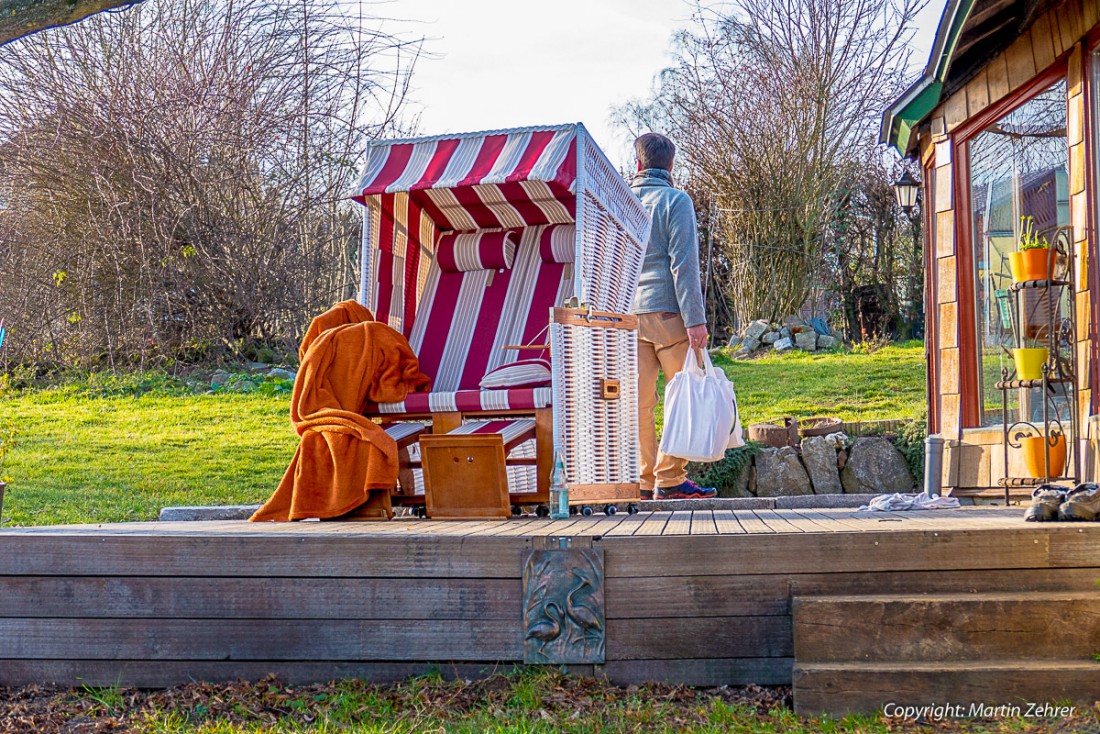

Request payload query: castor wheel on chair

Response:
[415,505,428,518]
[535,505,549,518]
[511,504,523,516]
[580,505,594,516]
[627,503,639,515]
[604,505,617,515]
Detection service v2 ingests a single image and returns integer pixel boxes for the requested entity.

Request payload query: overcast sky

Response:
[385,0,945,168]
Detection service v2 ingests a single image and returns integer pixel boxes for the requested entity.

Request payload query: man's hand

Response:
[685,324,708,349]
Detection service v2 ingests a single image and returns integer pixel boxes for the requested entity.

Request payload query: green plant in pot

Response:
[0,419,15,523]
[1008,215,1052,282]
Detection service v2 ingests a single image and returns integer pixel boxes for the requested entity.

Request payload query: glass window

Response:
[967,79,1070,427]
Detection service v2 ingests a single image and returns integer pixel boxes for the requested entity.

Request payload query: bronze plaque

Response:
[522,541,604,664]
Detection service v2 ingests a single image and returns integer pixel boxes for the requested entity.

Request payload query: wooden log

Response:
[605,616,791,660]
[0,576,520,620]
[794,661,1100,717]
[1,0,142,46]
[599,657,792,687]
[793,593,1100,663]
[0,617,522,661]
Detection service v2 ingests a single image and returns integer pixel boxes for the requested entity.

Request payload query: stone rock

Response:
[774,493,879,509]
[160,504,261,521]
[783,315,807,329]
[773,337,793,352]
[744,319,770,342]
[837,448,848,470]
[727,335,743,349]
[741,337,761,353]
[794,331,817,351]
[840,437,916,494]
[268,367,297,381]
[779,326,791,339]
[716,464,755,498]
[247,362,270,373]
[210,369,230,388]
[817,334,839,350]
[801,436,844,494]
[761,331,781,345]
[754,447,813,497]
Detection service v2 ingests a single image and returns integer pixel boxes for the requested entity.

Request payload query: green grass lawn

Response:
[0,342,926,526]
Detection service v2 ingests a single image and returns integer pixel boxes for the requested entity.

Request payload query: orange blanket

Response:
[251,302,430,522]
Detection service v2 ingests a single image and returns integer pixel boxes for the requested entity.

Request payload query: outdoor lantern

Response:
[893,169,920,216]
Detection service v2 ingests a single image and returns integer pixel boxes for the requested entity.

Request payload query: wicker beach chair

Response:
[353,123,650,518]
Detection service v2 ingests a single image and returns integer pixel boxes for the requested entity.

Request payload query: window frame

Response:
[951,60,1070,428]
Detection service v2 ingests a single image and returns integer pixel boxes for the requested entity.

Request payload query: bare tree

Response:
[0,0,420,370]
[617,0,922,326]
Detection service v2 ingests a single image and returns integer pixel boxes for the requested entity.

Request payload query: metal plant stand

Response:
[997,226,1080,504]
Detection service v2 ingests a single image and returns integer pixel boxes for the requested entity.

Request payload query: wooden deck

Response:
[1,506,1098,713]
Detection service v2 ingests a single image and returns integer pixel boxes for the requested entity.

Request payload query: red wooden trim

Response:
[952,140,981,428]
[924,160,941,435]
[1082,44,1100,415]
[953,60,1069,143]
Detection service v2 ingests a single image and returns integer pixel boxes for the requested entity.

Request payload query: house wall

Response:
[919,0,1099,494]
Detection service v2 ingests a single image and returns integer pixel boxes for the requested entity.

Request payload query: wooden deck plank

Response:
[601,513,649,537]
[0,535,531,578]
[566,514,629,536]
[633,512,671,536]
[0,577,520,620]
[602,525,1096,577]
[766,509,831,533]
[663,511,693,536]
[712,510,746,534]
[0,618,522,661]
[606,616,790,660]
[607,567,1100,619]
[732,510,776,534]
[690,511,718,535]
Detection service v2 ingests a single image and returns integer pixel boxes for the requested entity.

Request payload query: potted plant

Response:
[0,419,15,522]
[1008,216,1052,282]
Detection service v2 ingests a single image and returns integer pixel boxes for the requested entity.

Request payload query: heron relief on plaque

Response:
[522,544,604,665]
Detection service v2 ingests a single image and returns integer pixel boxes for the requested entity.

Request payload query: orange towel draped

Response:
[251,302,431,522]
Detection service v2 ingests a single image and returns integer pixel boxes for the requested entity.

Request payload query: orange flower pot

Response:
[1021,433,1066,478]
[1014,248,1053,282]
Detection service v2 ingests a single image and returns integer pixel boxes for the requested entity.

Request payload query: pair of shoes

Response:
[1059,483,1100,521]
[1024,484,1067,521]
[1024,483,1100,521]
[654,480,717,500]
[638,488,655,501]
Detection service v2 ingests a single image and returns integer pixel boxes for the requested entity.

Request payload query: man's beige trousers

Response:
[637,311,691,489]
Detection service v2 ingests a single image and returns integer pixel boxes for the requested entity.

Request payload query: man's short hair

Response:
[634,133,676,171]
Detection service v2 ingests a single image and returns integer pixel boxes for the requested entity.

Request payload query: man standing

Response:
[631,133,717,500]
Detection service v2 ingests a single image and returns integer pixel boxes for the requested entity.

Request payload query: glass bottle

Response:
[549,451,569,519]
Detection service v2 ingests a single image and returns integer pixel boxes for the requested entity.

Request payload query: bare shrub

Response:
[0,0,420,370]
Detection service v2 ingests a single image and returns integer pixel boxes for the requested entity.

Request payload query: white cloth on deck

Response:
[858,491,961,512]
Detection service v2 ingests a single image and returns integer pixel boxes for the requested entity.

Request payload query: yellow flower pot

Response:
[1021,433,1066,478]
[1008,251,1027,282]
[1013,347,1049,380]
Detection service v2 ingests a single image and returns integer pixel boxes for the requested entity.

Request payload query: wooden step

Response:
[793,592,1100,663]
[794,660,1100,717]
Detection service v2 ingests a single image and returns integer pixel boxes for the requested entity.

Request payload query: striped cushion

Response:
[479,359,551,389]
[365,387,553,415]
[436,230,518,272]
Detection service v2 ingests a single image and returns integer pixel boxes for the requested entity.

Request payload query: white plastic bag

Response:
[659,348,741,462]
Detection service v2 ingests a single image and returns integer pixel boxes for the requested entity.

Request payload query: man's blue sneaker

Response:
[655,480,717,500]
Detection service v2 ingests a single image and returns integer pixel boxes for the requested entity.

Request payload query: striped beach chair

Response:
[354,124,650,518]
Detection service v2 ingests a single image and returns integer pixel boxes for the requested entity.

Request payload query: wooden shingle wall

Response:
[922,0,1099,490]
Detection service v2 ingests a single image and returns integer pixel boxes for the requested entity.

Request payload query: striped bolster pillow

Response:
[437,230,518,272]
[479,359,552,389]
[538,223,575,263]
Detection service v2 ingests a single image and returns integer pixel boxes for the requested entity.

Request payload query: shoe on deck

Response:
[655,480,717,500]
[1024,484,1067,522]
[1058,483,1100,521]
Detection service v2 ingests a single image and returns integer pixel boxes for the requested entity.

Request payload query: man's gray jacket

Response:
[629,168,706,328]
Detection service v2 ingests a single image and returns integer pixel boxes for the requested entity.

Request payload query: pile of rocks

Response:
[721,435,915,498]
[727,316,838,357]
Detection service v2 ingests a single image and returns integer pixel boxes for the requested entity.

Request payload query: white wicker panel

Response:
[576,193,646,313]
[581,141,651,243]
[550,318,640,487]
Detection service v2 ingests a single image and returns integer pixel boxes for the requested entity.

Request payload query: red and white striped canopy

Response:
[353,124,579,231]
